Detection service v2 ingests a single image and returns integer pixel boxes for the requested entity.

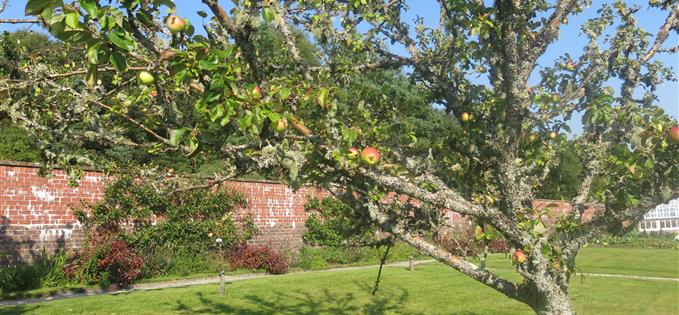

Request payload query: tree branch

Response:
[365,201,523,301]
[202,0,262,82]
[0,18,40,24]
[271,2,312,81]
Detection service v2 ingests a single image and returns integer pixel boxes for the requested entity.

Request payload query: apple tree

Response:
[1,0,678,314]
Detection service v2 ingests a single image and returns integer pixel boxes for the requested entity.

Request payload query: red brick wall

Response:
[0,161,326,265]
[0,161,599,265]
[222,181,326,250]
[0,163,105,265]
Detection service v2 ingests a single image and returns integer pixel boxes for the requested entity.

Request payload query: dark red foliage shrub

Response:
[64,232,144,288]
[226,245,289,275]
[487,239,510,253]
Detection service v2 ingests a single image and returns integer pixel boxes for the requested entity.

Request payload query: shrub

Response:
[140,247,226,278]
[0,119,41,162]
[74,176,256,280]
[294,242,421,270]
[79,177,253,253]
[303,197,377,247]
[0,250,69,294]
[64,233,143,289]
[226,245,289,275]
[590,232,679,250]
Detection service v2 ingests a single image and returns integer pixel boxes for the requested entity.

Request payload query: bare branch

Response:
[202,0,262,82]
[271,2,312,81]
[640,5,678,63]
[528,0,579,63]
[0,18,40,24]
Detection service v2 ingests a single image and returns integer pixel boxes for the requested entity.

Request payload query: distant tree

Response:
[538,141,584,200]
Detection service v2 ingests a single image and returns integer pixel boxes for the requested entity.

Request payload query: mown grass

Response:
[2,253,678,314]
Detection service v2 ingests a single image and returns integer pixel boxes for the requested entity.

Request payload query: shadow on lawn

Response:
[174,286,414,314]
[0,304,41,315]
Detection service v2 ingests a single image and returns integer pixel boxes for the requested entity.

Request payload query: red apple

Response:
[512,250,527,264]
[251,85,262,99]
[274,118,287,133]
[360,147,381,166]
[166,15,186,34]
[347,147,359,160]
[460,112,471,122]
[669,126,679,144]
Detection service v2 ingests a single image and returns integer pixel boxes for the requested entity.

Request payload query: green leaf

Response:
[262,7,275,23]
[238,113,253,130]
[209,105,224,122]
[187,136,199,156]
[316,88,329,108]
[78,0,98,17]
[279,87,291,100]
[65,12,80,29]
[198,59,218,71]
[26,0,62,16]
[86,42,101,64]
[109,51,127,72]
[170,129,187,146]
[108,31,134,51]
[85,63,98,88]
[197,11,208,18]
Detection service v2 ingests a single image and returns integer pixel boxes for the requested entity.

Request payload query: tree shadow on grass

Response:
[0,304,41,315]
[174,285,413,314]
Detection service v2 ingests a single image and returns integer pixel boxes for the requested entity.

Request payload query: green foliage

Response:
[75,176,256,280]
[294,242,420,270]
[303,197,376,247]
[538,141,584,200]
[590,232,679,250]
[0,119,40,162]
[80,176,254,254]
[0,250,69,296]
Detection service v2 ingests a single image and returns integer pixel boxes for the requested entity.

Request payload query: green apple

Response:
[347,147,359,160]
[460,112,471,122]
[137,71,155,85]
[274,118,287,133]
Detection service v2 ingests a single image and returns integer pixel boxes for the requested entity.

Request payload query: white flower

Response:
[215,238,223,243]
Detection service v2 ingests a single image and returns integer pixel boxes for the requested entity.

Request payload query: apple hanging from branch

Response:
[273,118,288,133]
[512,250,527,264]
[347,147,360,160]
[460,112,471,122]
[137,71,155,85]
[166,15,186,34]
[669,126,679,144]
[360,147,381,166]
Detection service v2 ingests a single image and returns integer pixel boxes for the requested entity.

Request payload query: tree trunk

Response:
[522,280,576,315]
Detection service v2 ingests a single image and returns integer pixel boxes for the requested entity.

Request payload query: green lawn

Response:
[2,259,678,314]
[474,247,679,280]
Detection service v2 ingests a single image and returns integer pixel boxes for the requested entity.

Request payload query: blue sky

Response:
[1,0,676,131]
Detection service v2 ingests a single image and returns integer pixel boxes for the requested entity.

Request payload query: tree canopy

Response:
[1,1,677,314]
